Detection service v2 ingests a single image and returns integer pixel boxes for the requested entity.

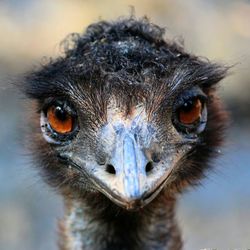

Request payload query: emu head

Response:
[24,18,228,210]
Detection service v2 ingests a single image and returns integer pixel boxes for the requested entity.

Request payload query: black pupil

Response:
[55,106,68,121]
[181,98,196,113]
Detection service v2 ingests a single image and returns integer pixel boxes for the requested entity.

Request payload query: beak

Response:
[67,126,173,210]
[88,128,172,210]
[109,133,149,208]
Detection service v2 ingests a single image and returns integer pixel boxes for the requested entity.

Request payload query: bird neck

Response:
[59,192,182,250]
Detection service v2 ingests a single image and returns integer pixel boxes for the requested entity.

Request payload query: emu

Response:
[23,17,228,250]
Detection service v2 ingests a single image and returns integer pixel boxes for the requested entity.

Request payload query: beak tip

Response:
[123,198,144,211]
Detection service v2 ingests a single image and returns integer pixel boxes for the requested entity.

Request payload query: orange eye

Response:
[47,105,73,134]
[178,98,203,125]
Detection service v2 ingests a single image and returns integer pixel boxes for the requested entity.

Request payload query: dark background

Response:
[0,0,249,249]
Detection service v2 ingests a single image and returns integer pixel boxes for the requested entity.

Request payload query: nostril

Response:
[105,164,116,175]
[152,153,161,163]
[145,161,154,173]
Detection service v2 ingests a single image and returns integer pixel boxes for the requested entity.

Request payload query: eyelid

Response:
[174,88,207,109]
[177,94,207,108]
[41,98,76,116]
[36,97,59,114]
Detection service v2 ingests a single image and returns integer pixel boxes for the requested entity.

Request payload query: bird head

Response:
[24,18,228,210]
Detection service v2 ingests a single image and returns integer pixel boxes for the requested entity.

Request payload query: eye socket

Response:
[178,97,203,125]
[46,104,74,134]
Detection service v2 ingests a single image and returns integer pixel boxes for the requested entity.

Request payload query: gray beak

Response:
[88,125,172,210]
[110,132,148,203]
[66,123,173,210]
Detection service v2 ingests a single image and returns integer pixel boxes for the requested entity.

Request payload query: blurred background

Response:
[0,0,249,249]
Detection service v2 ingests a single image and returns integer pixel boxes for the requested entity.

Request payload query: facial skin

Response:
[25,18,228,211]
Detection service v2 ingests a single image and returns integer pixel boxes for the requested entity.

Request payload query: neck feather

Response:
[58,192,182,250]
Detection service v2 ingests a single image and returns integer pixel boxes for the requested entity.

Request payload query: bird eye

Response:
[46,104,74,134]
[40,100,78,143]
[172,92,207,135]
[178,97,202,125]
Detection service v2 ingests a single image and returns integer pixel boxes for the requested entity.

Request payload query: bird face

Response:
[25,18,227,210]
[38,83,208,210]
